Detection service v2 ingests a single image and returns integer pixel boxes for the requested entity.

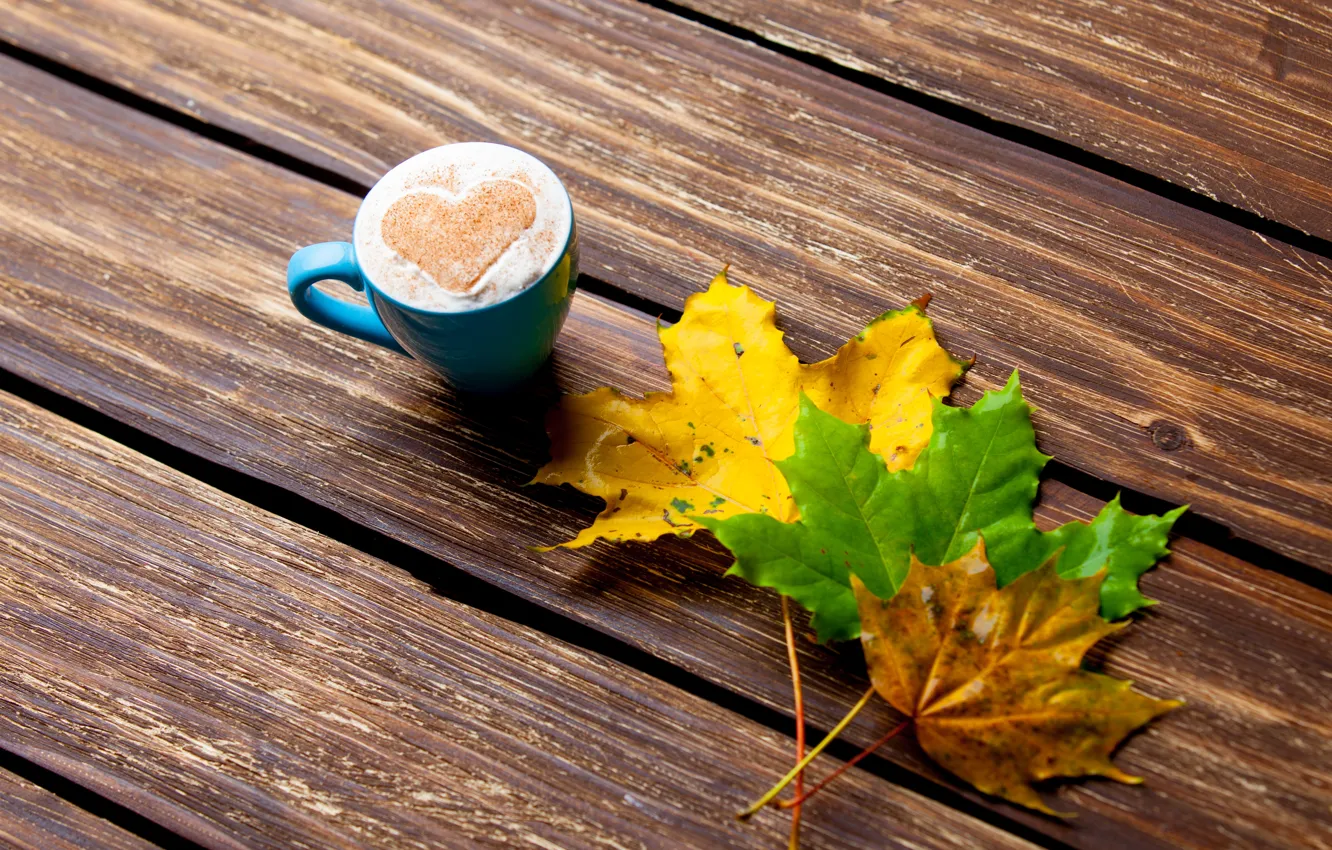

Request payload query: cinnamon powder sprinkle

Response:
[381,179,538,293]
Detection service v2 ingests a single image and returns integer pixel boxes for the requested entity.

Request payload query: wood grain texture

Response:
[0,56,1328,849]
[0,390,1033,850]
[0,770,156,850]
[3,1,1331,570]
[674,0,1332,240]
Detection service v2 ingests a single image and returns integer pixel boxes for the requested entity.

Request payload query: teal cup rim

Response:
[351,142,576,318]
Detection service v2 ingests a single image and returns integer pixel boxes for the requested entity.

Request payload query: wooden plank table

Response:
[0,1,1329,848]
[7,0,1330,571]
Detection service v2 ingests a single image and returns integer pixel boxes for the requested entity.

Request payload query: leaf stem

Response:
[781,597,806,850]
[777,720,910,809]
[736,685,876,821]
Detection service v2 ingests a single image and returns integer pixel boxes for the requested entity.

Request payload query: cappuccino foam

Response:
[355,143,571,311]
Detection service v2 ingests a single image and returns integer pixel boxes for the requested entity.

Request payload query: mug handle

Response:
[287,242,408,355]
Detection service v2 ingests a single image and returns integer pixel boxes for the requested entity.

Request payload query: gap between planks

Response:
[0,748,198,850]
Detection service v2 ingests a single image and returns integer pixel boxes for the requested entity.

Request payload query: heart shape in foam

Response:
[380,179,537,295]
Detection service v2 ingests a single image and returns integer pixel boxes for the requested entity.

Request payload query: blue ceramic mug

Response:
[287,144,578,392]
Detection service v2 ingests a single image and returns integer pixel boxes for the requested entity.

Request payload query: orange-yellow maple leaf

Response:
[533,269,965,548]
[855,541,1180,814]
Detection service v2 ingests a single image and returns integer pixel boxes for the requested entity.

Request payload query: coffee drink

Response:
[355,143,572,312]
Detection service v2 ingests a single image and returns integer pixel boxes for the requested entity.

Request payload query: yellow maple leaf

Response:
[855,541,1181,814]
[534,269,965,548]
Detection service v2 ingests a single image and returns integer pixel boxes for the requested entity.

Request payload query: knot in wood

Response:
[1148,420,1189,452]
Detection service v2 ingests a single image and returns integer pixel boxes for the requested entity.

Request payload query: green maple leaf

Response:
[701,373,1185,641]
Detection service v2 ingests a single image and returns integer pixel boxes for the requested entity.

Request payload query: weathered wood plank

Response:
[0,392,1034,850]
[4,0,1330,567]
[674,0,1332,240]
[0,55,1328,849]
[0,769,157,850]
